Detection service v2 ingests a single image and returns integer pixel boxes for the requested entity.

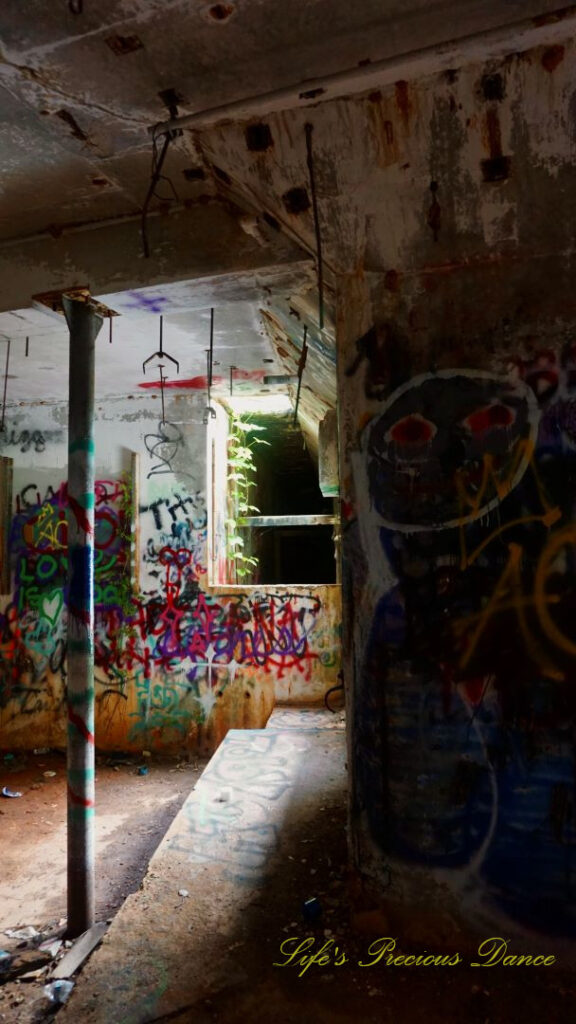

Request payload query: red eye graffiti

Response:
[386,414,437,446]
[360,370,539,531]
[463,403,515,434]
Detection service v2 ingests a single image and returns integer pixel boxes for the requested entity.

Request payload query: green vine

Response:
[115,471,139,642]
[226,415,269,583]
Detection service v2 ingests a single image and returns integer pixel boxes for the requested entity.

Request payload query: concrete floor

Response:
[59,709,351,1023]
[55,708,576,1024]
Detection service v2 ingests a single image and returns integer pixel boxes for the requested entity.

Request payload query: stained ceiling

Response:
[0,0,572,436]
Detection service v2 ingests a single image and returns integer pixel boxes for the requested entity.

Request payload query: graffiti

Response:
[144,420,188,478]
[350,364,576,934]
[138,370,265,391]
[1,475,326,738]
[355,370,539,532]
[1,429,47,453]
[125,291,171,314]
[139,375,224,391]
[168,732,299,882]
[0,478,131,712]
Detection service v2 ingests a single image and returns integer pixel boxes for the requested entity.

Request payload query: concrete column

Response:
[62,295,103,937]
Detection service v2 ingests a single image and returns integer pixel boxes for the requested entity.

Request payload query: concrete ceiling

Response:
[0,301,286,405]
[0,0,570,426]
[0,0,565,241]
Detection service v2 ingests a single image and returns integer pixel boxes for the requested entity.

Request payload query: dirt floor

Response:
[0,749,207,1022]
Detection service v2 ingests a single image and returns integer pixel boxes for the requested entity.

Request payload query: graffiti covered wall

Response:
[0,395,340,753]
[340,273,576,941]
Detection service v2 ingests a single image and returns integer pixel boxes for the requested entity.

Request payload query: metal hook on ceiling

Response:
[203,308,217,425]
[0,337,11,432]
[293,324,308,427]
[304,123,325,333]
[142,315,180,375]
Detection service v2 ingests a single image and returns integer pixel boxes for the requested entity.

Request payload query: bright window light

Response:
[226,395,293,415]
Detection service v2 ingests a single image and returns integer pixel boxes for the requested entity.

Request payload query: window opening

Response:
[208,404,338,586]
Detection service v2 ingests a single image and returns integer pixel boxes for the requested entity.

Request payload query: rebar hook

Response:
[142,315,180,374]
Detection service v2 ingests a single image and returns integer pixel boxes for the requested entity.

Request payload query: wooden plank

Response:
[51,922,107,980]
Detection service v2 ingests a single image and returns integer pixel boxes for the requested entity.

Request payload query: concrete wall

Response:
[0,393,341,754]
[339,45,576,941]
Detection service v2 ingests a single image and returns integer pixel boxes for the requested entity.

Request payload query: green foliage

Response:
[114,471,139,644]
[226,415,269,582]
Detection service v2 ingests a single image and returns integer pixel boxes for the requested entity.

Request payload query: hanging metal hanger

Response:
[203,307,217,424]
[142,315,180,374]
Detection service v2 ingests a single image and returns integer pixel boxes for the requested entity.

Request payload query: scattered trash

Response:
[1,787,22,798]
[44,979,75,1005]
[142,750,151,758]
[137,766,149,776]
[3,753,14,761]
[216,787,232,802]
[302,897,322,923]
[51,921,107,980]
[0,950,12,970]
[19,966,50,982]
[178,889,189,898]
[4,926,39,940]
[43,771,57,778]
[33,748,50,755]
[2,948,53,981]
[38,938,63,957]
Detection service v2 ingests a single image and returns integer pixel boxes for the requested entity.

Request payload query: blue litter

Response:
[302,896,322,922]
[44,979,75,1005]
[137,766,149,776]
[1,786,22,798]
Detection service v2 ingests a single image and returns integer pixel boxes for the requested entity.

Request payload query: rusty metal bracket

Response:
[32,287,119,322]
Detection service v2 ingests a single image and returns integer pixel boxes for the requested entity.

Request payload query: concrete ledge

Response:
[59,726,347,1023]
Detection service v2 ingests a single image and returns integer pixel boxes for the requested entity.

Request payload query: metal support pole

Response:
[62,295,103,938]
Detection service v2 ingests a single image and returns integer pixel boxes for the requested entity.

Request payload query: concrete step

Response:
[266,707,345,730]
[59,726,347,1023]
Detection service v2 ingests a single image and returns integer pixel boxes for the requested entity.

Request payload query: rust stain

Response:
[367,94,399,167]
[485,108,503,157]
[541,44,565,71]
[395,80,412,125]
[384,269,401,292]
[208,3,235,20]
[105,34,143,55]
[481,107,510,182]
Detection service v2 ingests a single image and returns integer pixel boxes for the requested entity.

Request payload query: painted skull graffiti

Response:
[362,370,539,531]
